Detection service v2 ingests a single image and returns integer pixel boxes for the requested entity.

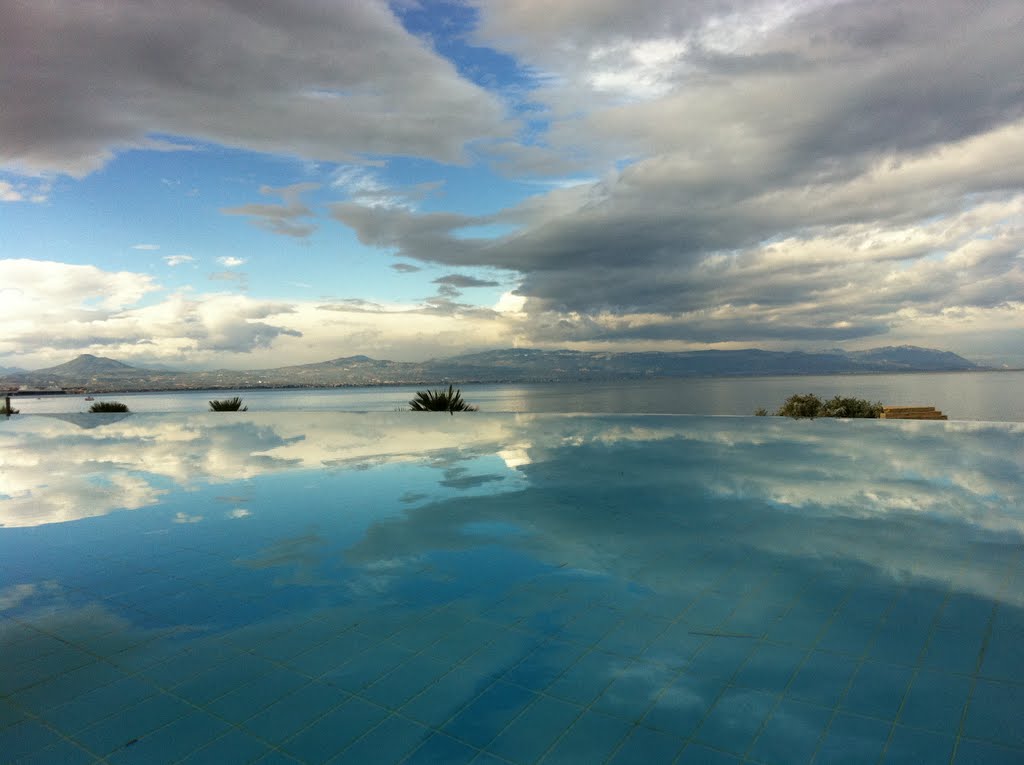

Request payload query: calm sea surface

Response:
[9,369,1023,422]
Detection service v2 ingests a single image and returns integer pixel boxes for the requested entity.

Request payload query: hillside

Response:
[0,346,982,393]
[35,354,143,377]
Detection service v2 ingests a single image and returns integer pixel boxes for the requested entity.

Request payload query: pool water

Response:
[1,414,1022,764]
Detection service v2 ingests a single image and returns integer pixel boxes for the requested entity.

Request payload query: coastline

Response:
[5,366,1016,397]
[5,370,1023,423]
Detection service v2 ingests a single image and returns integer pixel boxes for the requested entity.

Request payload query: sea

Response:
[8,369,1023,422]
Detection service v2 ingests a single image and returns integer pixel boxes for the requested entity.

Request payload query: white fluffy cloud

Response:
[0,259,527,368]
[0,177,50,203]
[0,259,303,365]
[0,181,24,202]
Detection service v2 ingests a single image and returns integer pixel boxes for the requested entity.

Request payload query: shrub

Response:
[774,393,883,419]
[1,396,18,415]
[821,395,883,418]
[88,401,129,413]
[775,393,825,418]
[409,385,478,413]
[210,396,247,411]
[753,407,768,416]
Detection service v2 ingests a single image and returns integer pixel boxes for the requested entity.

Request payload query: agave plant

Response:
[88,401,129,413]
[209,396,248,411]
[409,385,478,413]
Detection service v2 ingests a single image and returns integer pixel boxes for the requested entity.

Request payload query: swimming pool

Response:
[1,414,1022,763]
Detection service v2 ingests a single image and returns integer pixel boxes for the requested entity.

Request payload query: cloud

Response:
[0,177,50,203]
[0,259,309,363]
[4,1,1023,366]
[217,256,246,268]
[0,0,511,177]
[164,254,194,267]
[131,243,160,251]
[208,270,253,294]
[324,0,1024,363]
[330,165,443,210]
[222,183,319,238]
[0,259,157,315]
[433,274,501,289]
[479,141,587,179]
[435,283,461,299]
[0,181,23,202]
[317,298,387,314]
[0,259,528,368]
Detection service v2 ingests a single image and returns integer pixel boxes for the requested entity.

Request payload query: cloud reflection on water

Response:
[1,414,1021,610]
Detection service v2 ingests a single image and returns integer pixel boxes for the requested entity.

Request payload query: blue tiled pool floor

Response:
[4,552,1022,763]
[1,414,1023,763]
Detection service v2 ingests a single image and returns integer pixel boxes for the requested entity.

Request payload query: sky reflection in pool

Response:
[1,414,1022,764]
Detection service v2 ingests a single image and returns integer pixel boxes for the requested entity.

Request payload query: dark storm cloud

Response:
[434,284,462,299]
[330,203,495,266]
[433,274,501,288]
[331,0,1024,350]
[0,0,510,176]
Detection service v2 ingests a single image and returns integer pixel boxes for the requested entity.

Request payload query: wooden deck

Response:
[881,406,948,420]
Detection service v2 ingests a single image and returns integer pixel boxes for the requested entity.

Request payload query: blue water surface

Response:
[1,413,1022,764]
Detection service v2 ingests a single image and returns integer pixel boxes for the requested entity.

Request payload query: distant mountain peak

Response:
[35,354,144,376]
[844,346,976,370]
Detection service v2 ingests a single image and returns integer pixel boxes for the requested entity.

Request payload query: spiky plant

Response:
[209,396,248,411]
[1,396,18,415]
[409,385,478,413]
[88,401,129,413]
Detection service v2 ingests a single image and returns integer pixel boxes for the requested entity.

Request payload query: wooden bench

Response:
[881,406,948,420]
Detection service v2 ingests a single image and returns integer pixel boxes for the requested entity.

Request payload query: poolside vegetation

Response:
[88,401,130,413]
[2,395,18,415]
[764,394,884,419]
[210,396,248,411]
[409,385,478,413]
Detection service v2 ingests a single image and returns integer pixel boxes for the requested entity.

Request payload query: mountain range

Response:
[0,346,983,393]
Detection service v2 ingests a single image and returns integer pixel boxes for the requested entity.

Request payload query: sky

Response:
[1,0,1022,371]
